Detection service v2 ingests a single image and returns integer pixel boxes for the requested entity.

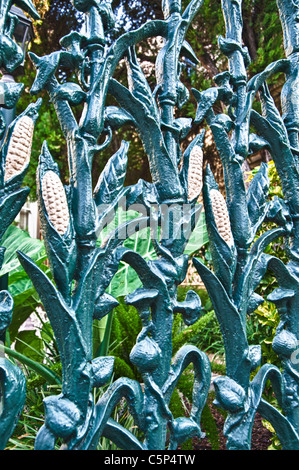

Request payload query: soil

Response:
[190,397,273,450]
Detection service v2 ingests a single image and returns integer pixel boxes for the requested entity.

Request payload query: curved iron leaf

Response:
[0,358,26,450]
[246,162,270,240]
[94,141,129,208]
[73,377,144,450]
[193,257,250,387]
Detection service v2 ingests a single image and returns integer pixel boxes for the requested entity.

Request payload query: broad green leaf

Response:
[184,212,209,255]
[0,226,48,337]
[0,225,46,277]
[108,228,155,298]
[98,208,208,298]
[15,330,44,363]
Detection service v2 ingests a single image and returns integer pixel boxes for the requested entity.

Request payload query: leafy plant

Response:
[246,161,287,368]
[0,225,48,339]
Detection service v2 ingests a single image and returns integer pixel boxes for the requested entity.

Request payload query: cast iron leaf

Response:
[43,395,81,440]
[103,106,135,131]
[0,290,13,337]
[0,187,30,241]
[0,357,26,449]
[74,377,145,450]
[173,290,202,325]
[193,257,249,387]
[103,419,145,450]
[108,78,184,202]
[90,356,115,388]
[163,344,211,449]
[126,46,160,123]
[29,52,61,95]
[213,376,246,412]
[94,141,128,207]
[246,162,270,239]
[15,0,40,19]
[54,83,87,106]
[93,293,119,321]
[16,251,91,409]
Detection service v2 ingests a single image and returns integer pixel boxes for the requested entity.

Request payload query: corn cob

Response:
[4,116,34,182]
[210,188,234,246]
[41,170,70,235]
[187,145,203,201]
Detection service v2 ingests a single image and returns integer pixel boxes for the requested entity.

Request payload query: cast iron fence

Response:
[0,0,299,451]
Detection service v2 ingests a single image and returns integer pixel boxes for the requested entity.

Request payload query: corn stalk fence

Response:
[0,0,299,451]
